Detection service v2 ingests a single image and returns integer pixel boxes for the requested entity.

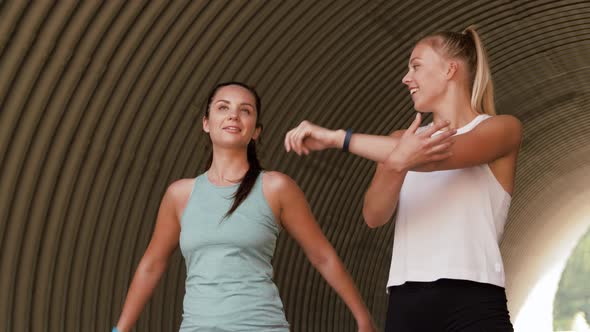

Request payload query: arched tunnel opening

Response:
[1,1,589,331]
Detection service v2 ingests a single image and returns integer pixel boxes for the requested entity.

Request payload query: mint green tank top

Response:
[178,171,289,332]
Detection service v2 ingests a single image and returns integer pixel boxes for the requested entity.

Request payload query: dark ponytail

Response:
[204,82,264,218]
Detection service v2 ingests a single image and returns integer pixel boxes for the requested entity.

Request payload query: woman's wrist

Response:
[383,155,409,173]
[355,312,374,329]
[330,129,347,149]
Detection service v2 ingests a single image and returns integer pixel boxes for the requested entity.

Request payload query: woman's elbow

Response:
[138,256,168,277]
[362,207,387,229]
[364,217,385,229]
[307,248,335,269]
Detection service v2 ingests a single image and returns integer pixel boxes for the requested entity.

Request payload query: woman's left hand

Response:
[384,113,456,172]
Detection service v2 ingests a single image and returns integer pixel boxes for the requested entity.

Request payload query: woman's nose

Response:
[227,108,239,119]
[402,71,411,85]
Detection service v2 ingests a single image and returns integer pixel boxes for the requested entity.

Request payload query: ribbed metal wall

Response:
[1,1,589,331]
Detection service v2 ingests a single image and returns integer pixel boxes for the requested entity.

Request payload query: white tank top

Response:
[387,114,511,288]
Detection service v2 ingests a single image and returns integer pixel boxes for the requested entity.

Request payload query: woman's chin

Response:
[213,139,249,149]
[412,103,432,113]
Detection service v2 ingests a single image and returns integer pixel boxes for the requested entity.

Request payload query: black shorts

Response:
[385,279,514,332]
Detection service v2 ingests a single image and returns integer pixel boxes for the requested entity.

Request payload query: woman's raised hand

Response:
[284,120,344,155]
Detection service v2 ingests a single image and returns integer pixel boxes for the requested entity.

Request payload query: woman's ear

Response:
[202,116,210,133]
[252,125,262,141]
[446,60,459,80]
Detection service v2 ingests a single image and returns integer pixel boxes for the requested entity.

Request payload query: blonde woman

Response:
[285,26,521,331]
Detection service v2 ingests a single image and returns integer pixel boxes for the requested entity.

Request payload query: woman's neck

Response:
[431,85,480,129]
[208,146,250,184]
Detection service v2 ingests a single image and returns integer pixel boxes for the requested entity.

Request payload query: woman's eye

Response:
[241,109,251,114]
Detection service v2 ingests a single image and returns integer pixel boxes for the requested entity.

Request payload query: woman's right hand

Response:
[384,113,457,172]
[284,120,344,155]
[357,319,377,332]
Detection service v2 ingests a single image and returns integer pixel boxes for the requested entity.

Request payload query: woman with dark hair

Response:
[112,82,375,332]
[285,26,522,331]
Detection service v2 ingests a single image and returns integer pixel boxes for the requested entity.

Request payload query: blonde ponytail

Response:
[464,26,495,115]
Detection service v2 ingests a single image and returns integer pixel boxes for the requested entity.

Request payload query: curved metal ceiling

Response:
[1,1,589,331]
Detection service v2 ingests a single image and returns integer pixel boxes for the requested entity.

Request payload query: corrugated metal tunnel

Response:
[1,1,589,331]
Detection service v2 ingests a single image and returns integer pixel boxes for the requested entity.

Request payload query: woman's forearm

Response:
[312,251,373,326]
[348,133,399,163]
[115,260,167,332]
[330,130,399,163]
[363,165,406,228]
